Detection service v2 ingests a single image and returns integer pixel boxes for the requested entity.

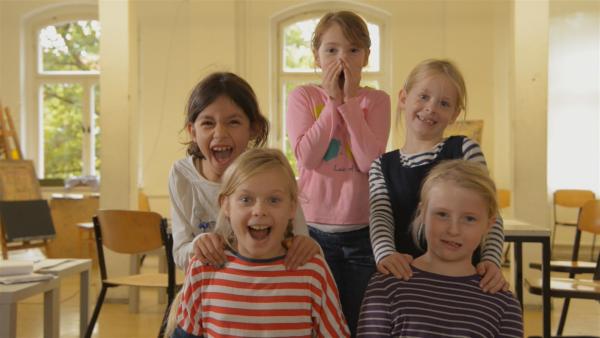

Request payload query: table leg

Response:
[542,237,551,338]
[80,269,90,338]
[513,241,523,308]
[43,286,60,338]
[0,303,17,338]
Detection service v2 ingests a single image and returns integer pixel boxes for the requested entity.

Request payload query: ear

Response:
[220,196,230,217]
[187,122,196,139]
[398,89,408,110]
[363,48,371,67]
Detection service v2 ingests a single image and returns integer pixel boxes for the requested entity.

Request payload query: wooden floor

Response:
[11,257,600,337]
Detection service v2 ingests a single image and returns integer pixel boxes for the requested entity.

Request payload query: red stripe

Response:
[203,304,311,317]
[203,291,312,303]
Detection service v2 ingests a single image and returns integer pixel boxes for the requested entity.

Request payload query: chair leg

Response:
[85,286,108,338]
[158,301,173,338]
[556,297,571,336]
[591,234,597,261]
[550,223,558,258]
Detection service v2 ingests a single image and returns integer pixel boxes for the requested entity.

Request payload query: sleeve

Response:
[292,205,309,236]
[177,259,204,336]
[312,258,351,337]
[356,274,393,337]
[338,91,391,173]
[169,165,198,269]
[286,86,342,170]
[497,296,524,338]
[368,158,397,263]
[462,138,504,267]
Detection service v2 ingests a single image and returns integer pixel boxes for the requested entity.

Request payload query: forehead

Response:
[198,95,246,118]
[235,167,291,193]
[320,22,356,45]
[426,181,488,213]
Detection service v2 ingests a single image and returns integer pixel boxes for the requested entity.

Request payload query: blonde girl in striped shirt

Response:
[167,148,349,338]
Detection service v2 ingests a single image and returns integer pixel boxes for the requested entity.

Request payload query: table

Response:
[504,219,551,338]
[0,277,60,338]
[35,259,91,338]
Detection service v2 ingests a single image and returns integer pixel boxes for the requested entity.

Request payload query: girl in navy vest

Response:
[368,59,507,293]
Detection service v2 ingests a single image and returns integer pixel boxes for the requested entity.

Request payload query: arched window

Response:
[273,6,389,170]
[26,8,100,179]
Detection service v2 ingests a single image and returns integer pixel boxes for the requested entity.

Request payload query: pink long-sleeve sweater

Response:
[286,84,390,226]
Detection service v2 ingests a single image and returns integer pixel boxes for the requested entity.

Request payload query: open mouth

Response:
[417,113,436,126]
[211,146,233,164]
[248,224,271,241]
[441,239,462,249]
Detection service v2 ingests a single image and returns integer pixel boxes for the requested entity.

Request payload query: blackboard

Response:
[0,200,56,242]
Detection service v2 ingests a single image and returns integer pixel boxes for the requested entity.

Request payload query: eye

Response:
[238,195,253,205]
[229,118,241,126]
[199,120,214,128]
[350,47,360,53]
[435,211,448,219]
[268,196,282,204]
[419,94,429,101]
[326,47,337,54]
[440,100,452,108]
[465,215,478,223]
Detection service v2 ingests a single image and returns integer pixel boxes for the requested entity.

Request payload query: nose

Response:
[447,219,460,235]
[252,200,266,216]
[214,122,227,137]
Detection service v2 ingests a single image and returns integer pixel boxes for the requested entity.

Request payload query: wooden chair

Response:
[85,210,181,338]
[497,189,511,264]
[551,190,595,258]
[528,199,600,337]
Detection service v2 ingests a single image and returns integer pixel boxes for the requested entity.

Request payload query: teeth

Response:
[212,146,232,152]
[249,225,269,231]
[417,114,435,125]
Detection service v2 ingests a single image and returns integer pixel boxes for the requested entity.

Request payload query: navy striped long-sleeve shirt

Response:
[368,137,504,266]
[357,269,523,337]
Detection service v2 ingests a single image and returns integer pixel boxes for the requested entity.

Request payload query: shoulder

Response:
[361,87,390,101]
[289,84,325,99]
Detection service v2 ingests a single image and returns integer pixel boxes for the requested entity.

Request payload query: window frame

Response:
[24,6,99,179]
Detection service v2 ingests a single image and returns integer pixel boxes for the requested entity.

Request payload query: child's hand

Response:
[477,260,509,293]
[341,59,361,101]
[321,60,343,101]
[284,235,321,270]
[377,252,413,280]
[193,232,227,267]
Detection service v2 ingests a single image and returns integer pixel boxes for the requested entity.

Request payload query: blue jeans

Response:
[309,226,375,338]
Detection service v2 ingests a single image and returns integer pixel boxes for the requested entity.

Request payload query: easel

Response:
[0,102,50,259]
[0,101,23,160]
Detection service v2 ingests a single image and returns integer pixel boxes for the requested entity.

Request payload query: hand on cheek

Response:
[341,60,360,101]
[321,60,343,101]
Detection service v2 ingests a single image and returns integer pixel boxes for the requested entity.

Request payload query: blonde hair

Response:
[214,148,298,250]
[311,11,371,58]
[412,160,498,249]
[403,59,467,115]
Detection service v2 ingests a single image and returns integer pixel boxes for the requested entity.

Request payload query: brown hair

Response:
[184,72,269,159]
[214,148,297,250]
[412,160,498,248]
[311,11,371,58]
[403,59,468,115]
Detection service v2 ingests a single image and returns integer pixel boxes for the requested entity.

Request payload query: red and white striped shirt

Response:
[176,251,349,337]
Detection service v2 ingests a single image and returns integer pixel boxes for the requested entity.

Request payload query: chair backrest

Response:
[138,189,151,212]
[578,199,600,236]
[94,210,164,254]
[554,189,595,208]
[497,189,511,209]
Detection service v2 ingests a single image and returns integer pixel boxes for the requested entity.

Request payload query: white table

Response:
[0,277,60,338]
[35,259,91,338]
[504,219,551,338]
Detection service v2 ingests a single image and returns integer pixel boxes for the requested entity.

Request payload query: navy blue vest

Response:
[380,136,478,260]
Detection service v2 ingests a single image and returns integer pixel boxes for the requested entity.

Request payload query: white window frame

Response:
[24,5,99,179]
[269,2,391,152]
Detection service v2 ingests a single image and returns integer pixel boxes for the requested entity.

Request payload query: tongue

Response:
[214,150,232,162]
[249,228,269,241]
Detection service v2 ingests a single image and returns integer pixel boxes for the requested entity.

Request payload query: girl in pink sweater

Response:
[285,11,390,337]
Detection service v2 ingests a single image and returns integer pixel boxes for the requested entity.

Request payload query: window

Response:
[33,19,101,179]
[277,12,386,170]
